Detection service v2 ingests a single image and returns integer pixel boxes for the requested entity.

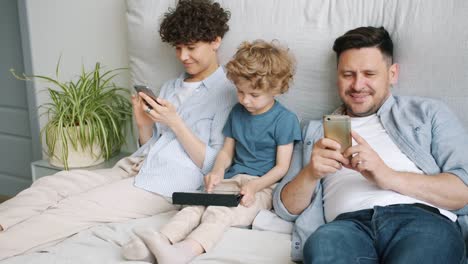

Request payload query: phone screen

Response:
[323,115,352,151]
[134,85,160,105]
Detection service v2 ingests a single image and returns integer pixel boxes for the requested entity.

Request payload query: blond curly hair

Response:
[226,40,296,94]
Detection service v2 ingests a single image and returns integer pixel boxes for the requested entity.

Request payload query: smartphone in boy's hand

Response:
[134,85,161,106]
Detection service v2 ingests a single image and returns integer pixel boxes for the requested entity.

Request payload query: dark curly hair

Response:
[159,0,230,45]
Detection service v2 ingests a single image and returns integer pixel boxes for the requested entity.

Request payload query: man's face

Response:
[337,47,398,117]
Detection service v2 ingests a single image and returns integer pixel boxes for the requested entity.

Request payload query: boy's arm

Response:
[240,143,294,206]
[205,137,236,192]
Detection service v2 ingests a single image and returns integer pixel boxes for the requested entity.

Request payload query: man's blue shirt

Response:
[273,95,468,261]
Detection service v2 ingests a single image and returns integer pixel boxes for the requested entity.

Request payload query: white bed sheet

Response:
[1,211,293,264]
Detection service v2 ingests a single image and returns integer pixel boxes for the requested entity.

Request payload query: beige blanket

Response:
[1,211,293,264]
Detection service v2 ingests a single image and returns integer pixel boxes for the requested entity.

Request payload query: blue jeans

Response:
[303,204,466,264]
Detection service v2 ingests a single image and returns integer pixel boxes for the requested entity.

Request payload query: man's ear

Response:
[389,63,399,85]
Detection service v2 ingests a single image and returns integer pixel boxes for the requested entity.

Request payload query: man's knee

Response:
[303,232,320,263]
[420,216,465,248]
[430,221,466,260]
[303,225,343,261]
[386,217,466,263]
[303,221,378,263]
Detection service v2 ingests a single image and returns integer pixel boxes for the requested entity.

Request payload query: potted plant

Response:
[12,60,133,169]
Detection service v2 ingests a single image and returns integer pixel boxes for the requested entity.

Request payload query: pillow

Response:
[126,0,468,128]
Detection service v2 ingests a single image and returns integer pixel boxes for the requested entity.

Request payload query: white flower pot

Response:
[47,125,105,169]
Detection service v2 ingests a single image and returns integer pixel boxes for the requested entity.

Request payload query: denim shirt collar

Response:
[376,94,395,117]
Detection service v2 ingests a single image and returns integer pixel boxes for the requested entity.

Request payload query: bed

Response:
[2,0,468,263]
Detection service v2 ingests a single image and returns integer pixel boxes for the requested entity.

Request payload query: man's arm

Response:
[280,166,320,215]
[382,171,468,210]
[281,138,350,214]
[344,131,468,210]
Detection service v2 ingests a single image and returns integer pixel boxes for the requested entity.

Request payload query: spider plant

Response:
[12,60,133,169]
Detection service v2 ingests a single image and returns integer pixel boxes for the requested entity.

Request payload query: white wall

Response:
[23,0,136,156]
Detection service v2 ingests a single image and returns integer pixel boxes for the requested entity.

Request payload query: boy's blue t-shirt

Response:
[223,101,301,179]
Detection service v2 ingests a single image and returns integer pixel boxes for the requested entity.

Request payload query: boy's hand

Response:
[240,180,259,207]
[204,171,224,193]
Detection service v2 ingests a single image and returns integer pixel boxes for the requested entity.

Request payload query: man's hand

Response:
[306,138,350,180]
[240,179,259,207]
[280,138,349,215]
[204,171,224,193]
[343,130,395,189]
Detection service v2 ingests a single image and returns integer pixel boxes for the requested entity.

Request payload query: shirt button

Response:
[306,141,312,145]
[295,242,300,246]
[414,127,420,132]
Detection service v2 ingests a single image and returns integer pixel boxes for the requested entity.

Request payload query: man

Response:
[273,26,468,264]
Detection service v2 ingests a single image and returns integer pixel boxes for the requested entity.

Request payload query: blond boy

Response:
[123,40,301,264]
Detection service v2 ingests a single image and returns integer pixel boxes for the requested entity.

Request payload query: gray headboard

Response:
[126,0,468,129]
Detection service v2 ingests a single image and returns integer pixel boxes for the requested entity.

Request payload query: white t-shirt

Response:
[322,114,457,222]
[173,80,202,107]
[156,80,201,135]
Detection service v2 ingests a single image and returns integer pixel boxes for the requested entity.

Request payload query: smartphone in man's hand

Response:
[323,115,352,152]
[134,85,161,106]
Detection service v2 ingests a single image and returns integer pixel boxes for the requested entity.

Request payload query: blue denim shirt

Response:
[273,95,468,261]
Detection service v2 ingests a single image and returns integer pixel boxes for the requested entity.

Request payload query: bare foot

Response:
[138,231,203,264]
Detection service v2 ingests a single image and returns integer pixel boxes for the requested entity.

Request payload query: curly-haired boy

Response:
[129,40,302,264]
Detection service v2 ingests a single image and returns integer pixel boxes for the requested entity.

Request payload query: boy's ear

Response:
[272,86,283,97]
[272,90,281,97]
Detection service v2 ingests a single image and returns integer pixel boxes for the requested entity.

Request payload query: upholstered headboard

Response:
[126,0,468,128]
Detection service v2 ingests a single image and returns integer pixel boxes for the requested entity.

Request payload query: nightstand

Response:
[30,152,132,182]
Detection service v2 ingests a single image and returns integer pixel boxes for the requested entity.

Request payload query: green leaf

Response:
[12,58,133,169]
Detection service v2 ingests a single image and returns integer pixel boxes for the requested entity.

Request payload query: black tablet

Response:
[172,191,243,207]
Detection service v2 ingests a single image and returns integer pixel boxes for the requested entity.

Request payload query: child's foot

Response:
[138,232,203,264]
[121,236,155,262]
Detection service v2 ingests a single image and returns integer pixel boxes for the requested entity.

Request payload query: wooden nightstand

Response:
[30,152,132,182]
